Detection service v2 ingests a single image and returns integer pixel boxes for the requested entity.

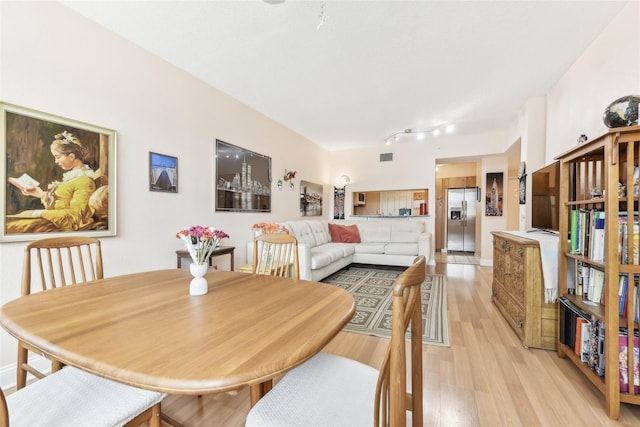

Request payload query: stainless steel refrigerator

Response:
[446,187,477,252]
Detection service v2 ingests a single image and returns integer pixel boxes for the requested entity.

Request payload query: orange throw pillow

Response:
[328,223,342,242]
[328,223,361,243]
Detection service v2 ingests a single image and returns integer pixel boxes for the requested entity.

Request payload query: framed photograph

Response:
[215,139,271,212]
[485,172,503,216]
[1,102,117,242]
[333,187,345,219]
[300,180,323,217]
[149,152,178,193]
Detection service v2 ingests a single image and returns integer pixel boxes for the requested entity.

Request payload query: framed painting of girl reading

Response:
[1,103,116,242]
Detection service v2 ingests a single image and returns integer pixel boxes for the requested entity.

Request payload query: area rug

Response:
[322,265,450,347]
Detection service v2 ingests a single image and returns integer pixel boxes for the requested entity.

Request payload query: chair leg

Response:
[16,343,28,390]
[150,403,162,427]
[250,380,273,406]
[410,301,423,427]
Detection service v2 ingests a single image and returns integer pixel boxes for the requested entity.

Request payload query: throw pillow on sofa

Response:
[328,223,361,243]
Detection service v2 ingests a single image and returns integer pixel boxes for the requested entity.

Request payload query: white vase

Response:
[189,263,209,295]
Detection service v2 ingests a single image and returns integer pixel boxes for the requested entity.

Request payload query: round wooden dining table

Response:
[0,269,355,405]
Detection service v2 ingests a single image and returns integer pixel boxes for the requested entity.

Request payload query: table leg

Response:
[230,251,234,270]
[249,380,273,407]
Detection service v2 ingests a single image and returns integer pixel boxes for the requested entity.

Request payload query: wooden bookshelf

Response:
[556,126,640,419]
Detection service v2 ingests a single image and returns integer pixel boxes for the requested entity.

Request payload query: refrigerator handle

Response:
[462,200,467,223]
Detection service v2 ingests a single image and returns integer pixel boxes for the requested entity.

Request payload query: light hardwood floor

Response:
[160,262,640,426]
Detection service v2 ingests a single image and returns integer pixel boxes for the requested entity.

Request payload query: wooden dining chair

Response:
[1,366,165,427]
[252,233,300,280]
[16,236,104,390]
[245,255,426,427]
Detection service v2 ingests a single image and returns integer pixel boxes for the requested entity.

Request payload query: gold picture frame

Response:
[1,102,117,241]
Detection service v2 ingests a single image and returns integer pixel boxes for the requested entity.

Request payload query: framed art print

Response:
[215,139,271,212]
[485,172,503,216]
[149,152,178,193]
[1,102,117,242]
[300,180,323,216]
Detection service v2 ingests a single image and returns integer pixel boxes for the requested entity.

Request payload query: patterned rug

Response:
[322,265,450,347]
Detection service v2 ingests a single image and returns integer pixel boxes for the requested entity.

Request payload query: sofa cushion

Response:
[353,242,386,254]
[357,223,391,243]
[310,244,351,269]
[389,221,424,243]
[328,223,361,243]
[307,221,331,246]
[384,242,419,255]
[284,221,316,246]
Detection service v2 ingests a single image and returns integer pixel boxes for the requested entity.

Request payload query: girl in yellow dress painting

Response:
[7,131,97,233]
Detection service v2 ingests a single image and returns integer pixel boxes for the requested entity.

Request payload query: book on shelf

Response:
[619,331,640,394]
[620,275,629,316]
[570,209,579,254]
[8,173,39,191]
[619,213,640,264]
[575,317,588,356]
[591,211,605,262]
[618,275,640,322]
[579,262,590,297]
[581,321,591,363]
[596,320,606,376]
[588,267,605,304]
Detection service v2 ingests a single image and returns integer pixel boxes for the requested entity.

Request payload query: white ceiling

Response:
[61,0,627,151]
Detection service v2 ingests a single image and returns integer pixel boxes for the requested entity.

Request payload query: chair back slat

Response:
[253,233,300,280]
[22,237,103,294]
[374,255,425,427]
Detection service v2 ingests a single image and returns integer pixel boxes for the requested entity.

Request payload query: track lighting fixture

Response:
[384,125,455,145]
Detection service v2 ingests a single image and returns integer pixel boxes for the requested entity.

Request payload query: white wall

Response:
[546,1,640,160]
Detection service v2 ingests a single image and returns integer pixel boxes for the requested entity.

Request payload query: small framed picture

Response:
[149,152,178,193]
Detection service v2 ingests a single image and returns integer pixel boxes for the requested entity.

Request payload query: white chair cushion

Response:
[7,366,166,427]
[246,352,378,427]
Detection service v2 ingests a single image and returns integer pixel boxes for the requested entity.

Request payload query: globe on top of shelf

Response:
[602,95,639,128]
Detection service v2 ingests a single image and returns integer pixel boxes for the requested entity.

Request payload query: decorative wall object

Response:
[519,175,526,205]
[215,139,271,212]
[518,161,526,205]
[149,152,177,193]
[485,172,503,216]
[284,169,297,190]
[333,187,345,219]
[1,102,116,242]
[300,180,323,217]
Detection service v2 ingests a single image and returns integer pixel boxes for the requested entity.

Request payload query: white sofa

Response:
[247,219,431,281]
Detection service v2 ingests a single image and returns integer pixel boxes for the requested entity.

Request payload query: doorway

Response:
[434,162,478,255]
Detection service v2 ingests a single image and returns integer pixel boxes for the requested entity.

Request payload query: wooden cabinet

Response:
[491,231,558,350]
[556,126,640,419]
